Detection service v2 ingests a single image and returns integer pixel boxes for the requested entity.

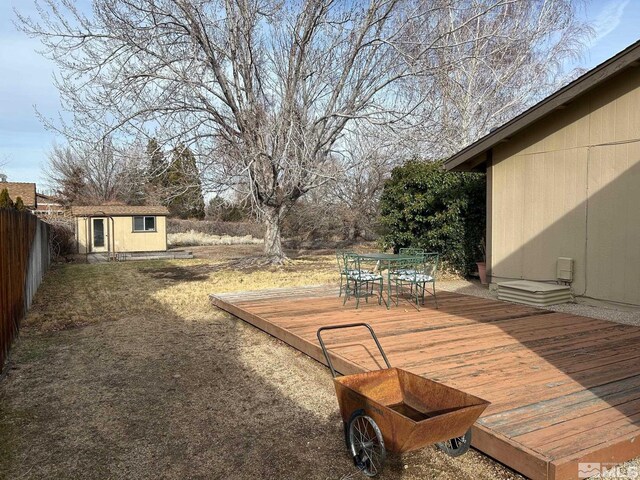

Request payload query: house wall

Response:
[489,67,640,305]
[76,215,167,254]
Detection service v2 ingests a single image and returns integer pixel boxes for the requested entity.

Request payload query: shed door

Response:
[92,218,107,252]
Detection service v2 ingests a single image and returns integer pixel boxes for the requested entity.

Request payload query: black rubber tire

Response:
[344,409,365,450]
[436,429,472,457]
[347,411,386,477]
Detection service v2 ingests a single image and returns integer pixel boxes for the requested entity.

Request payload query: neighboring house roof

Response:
[36,193,62,204]
[35,193,65,215]
[0,182,37,207]
[444,39,640,172]
[72,205,170,216]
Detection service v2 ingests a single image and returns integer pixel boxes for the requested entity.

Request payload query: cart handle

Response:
[317,323,391,378]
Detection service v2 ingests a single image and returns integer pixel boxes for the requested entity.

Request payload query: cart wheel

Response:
[344,409,364,449]
[347,412,386,477]
[436,429,472,457]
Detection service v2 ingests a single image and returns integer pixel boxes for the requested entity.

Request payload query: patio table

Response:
[355,253,423,309]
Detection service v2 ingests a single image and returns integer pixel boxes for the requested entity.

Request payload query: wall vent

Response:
[557,257,573,282]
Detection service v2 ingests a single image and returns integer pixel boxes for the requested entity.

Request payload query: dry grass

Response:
[2,246,521,480]
[23,252,337,332]
[168,230,263,247]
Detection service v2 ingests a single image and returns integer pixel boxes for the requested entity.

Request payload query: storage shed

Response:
[444,40,640,306]
[73,205,169,255]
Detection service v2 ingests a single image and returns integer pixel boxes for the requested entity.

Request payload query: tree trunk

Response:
[263,206,285,262]
[347,217,359,242]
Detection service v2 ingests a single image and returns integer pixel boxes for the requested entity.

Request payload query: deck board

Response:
[210,286,640,480]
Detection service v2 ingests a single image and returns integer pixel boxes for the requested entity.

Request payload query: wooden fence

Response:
[0,209,50,368]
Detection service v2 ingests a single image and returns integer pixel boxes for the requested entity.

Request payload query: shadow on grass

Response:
[0,260,359,479]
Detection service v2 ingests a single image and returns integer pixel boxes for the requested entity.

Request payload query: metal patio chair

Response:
[343,253,384,309]
[337,250,374,297]
[393,253,439,309]
[336,250,351,297]
[390,248,426,276]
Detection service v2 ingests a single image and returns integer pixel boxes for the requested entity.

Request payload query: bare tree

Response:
[18,0,530,262]
[326,0,591,242]
[46,140,146,205]
[331,128,401,240]
[405,0,591,157]
[282,124,404,243]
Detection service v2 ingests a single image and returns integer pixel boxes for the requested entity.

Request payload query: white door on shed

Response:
[91,217,108,253]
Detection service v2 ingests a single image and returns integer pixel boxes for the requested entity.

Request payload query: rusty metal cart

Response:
[317,323,490,477]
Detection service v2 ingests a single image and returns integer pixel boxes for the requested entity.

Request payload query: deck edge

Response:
[473,424,550,480]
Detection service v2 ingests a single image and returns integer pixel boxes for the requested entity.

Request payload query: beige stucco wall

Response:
[76,215,167,254]
[489,67,640,305]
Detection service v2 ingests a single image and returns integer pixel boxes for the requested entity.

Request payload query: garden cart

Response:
[317,323,490,477]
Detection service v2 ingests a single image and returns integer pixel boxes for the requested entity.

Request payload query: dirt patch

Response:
[0,246,522,479]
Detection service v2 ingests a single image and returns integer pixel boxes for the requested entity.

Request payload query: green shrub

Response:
[0,188,14,209]
[378,159,485,275]
[14,197,26,211]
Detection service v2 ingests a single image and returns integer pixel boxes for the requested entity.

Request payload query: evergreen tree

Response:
[378,160,486,275]
[14,196,26,211]
[166,144,205,219]
[0,188,14,209]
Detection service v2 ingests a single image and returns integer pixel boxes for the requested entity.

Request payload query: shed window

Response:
[133,216,156,232]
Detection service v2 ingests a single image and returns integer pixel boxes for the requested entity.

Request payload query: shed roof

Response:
[444,40,640,172]
[0,182,37,207]
[72,205,169,216]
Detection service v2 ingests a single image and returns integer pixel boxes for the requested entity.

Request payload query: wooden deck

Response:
[210,286,640,480]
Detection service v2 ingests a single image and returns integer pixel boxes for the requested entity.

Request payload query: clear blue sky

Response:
[1,0,639,188]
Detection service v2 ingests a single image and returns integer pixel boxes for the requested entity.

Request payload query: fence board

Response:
[0,209,50,368]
